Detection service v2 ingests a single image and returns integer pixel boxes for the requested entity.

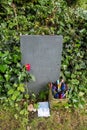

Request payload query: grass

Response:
[0,105,26,130]
[0,104,87,130]
[27,107,87,130]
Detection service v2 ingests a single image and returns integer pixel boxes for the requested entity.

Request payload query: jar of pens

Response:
[48,78,69,109]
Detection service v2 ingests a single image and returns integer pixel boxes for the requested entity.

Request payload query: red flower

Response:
[25,64,31,71]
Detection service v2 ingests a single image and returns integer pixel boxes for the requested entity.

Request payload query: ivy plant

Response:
[0,0,87,109]
[0,46,32,105]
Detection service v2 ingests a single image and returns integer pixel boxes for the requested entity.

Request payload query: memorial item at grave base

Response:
[50,79,68,99]
[48,79,68,109]
[25,64,31,71]
[28,104,36,112]
[38,102,50,117]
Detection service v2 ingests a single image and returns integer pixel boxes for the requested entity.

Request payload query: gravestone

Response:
[20,35,63,93]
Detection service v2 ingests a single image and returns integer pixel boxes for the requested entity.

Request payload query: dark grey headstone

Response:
[20,35,63,93]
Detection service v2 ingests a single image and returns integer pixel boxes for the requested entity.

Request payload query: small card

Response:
[38,102,50,117]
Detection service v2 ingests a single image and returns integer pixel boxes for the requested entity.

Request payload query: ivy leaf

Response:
[8,89,14,95]
[13,54,19,63]
[16,95,23,102]
[0,65,8,73]
[20,109,25,115]
[73,99,78,103]
[14,91,20,97]
[17,84,25,92]
[11,91,20,101]
[5,84,11,89]
[5,74,10,81]
[0,75,4,82]
[71,79,79,85]
[30,74,36,82]
[25,94,29,99]
[11,95,16,101]
[78,92,84,97]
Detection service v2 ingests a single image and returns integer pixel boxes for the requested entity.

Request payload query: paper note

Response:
[38,102,50,117]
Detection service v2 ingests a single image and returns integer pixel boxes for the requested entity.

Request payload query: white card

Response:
[38,102,50,117]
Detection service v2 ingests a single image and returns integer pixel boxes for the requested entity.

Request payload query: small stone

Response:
[28,104,34,112]
[33,109,37,112]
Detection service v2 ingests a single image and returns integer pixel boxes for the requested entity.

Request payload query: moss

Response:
[0,106,26,130]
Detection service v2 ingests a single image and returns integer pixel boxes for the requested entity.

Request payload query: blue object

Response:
[54,93,59,98]
[52,86,57,95]
[61,83,66,91]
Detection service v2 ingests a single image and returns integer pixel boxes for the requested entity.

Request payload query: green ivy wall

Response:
[0,0,87,108]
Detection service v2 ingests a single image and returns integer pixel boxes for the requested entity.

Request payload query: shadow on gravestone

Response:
[20,35,63,94]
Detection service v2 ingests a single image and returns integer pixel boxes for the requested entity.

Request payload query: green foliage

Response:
[60,8,87,108]
[0,45,35,125]
[0,46,31,102]
[0,105,26,130]
[65,0,77,6]
[76,0,87,9]
[0,0,87,109]
[38,89,49,101]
